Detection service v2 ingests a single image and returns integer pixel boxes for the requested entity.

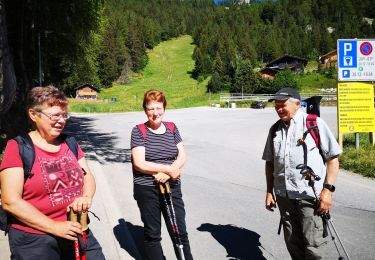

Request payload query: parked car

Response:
[250,100,266,109]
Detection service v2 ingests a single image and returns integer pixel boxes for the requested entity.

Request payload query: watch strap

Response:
[323,183,335,192]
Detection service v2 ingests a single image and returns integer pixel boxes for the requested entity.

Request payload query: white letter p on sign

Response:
[344,43,352,55]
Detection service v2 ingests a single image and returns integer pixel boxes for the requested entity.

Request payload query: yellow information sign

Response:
[338,82,375,133]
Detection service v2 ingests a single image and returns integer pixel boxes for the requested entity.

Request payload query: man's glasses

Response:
[38,110,70,121]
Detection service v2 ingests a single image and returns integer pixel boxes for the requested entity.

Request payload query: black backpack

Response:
[0,134,78,233]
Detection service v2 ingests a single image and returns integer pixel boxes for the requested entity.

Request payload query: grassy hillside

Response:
[296,72,336,93]
[69,35,216,112]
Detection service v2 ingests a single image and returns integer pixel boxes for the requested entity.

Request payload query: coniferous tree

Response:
[1,0,104,138]
[207,72,226,93]
[98,20,128,87]
[232,58,260,94]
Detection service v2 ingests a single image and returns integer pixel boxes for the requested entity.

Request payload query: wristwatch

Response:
[324,183,336,192]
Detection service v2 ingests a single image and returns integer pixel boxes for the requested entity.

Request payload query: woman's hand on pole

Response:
[68,196,92,213]
[153,172,170,183]
[51,220,82,241]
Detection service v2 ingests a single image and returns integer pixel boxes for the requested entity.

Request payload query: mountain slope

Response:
[98,35,212,111]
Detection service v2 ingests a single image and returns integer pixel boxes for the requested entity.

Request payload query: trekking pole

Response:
[69,210,88,260]
[298,127,350,260]
[298,167,350,260]
[80,211,88,260]
[69,210,81,260]
[322,213,351,260]
[159,182,185,260]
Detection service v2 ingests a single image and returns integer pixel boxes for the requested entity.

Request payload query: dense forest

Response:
[0,0,105,138]
[192,0,375,92]
[0,0,374,138]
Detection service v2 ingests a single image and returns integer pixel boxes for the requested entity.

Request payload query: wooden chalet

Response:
[319,49,337,69]
[260,54,308,80]
[75,84,100,100]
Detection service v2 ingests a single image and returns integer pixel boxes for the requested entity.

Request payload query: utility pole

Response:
[38,31,42,86]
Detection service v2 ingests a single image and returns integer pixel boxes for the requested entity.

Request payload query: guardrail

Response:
[219,93,337,102]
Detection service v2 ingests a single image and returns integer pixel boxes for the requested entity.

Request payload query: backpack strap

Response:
[60,134,84,175]
[137,123,147,142]
[306,114,325,162]
[61,134,79,158]
[14,135,35,180]
[163,121,175,135]
[306,114,320,149]
[270,119,281,139]
[270,120,281,156]
[137,122,175,143]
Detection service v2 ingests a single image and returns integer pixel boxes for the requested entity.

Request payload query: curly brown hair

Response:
[27,86,68,111]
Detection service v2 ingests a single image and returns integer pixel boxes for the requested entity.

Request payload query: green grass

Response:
[340,133,375,178]
[305,60,319,73]
[295,72,336,93]
[69,35,218,113]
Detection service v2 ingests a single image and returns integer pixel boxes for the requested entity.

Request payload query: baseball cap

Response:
[269,88,301,101]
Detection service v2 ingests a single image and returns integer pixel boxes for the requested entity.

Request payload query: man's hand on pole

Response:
[266,192,277,211]
[318,189,332,214]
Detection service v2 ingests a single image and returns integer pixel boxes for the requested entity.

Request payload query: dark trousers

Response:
[134,183,193,260]
[8,227,105,260]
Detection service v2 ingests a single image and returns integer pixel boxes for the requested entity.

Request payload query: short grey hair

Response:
[289,97,300,104]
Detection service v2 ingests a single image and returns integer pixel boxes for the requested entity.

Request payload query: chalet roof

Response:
[265,54,308,68]
[319,49,337,60]
[75,83,100,92]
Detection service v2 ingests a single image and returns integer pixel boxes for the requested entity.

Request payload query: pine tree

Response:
[232,58,261,94]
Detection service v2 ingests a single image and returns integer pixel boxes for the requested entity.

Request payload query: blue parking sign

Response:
[338,39,375,81]
[338,41,357,68]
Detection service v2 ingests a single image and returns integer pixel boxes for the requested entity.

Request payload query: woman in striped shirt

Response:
[131,89,193,260]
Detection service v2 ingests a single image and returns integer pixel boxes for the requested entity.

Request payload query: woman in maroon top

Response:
[0,86,104,260]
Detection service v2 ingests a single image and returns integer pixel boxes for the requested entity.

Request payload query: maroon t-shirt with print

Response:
[0,139,85,234]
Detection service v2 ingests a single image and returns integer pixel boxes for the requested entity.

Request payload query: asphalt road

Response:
[1,106,374,260]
